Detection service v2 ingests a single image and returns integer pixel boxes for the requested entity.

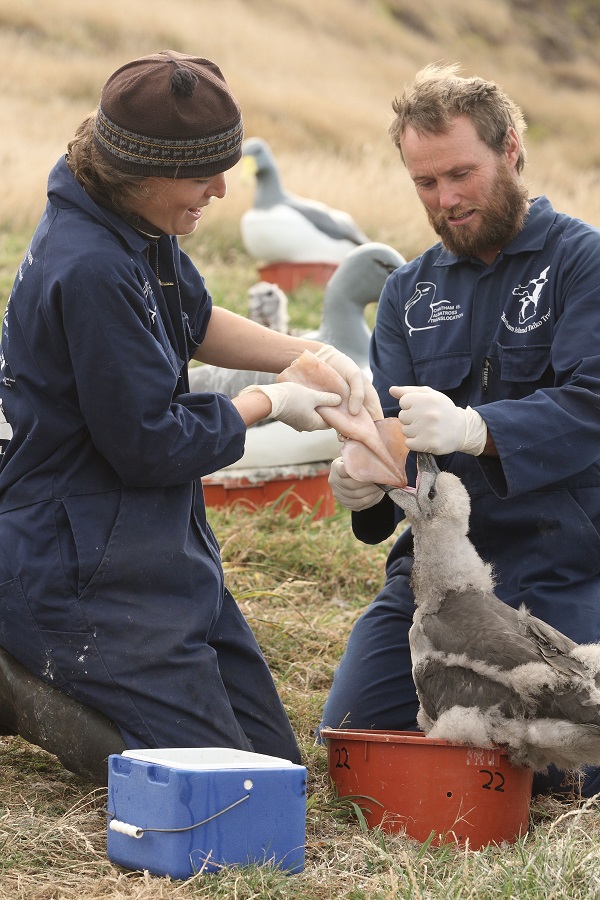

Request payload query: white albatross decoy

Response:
[382,453,600,773]
[240,137,370,264]
[303,241,405,371]
[188,241,405,397]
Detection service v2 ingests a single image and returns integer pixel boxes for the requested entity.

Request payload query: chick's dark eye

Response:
[428,486,437,501]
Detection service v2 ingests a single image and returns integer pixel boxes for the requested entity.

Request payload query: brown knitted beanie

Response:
[94,50,243,178]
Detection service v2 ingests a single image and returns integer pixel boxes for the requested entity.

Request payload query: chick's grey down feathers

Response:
[383,454,600,772]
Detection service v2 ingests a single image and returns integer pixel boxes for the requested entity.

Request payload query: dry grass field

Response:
[2,0,600,255]
[2,0,600,897]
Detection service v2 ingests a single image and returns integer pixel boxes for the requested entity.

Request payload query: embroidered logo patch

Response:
[404,281,464,336]
[502,266,551,334]
[0,399,11,458]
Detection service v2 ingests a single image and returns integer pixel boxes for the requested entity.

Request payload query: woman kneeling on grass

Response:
[0,50,375,782]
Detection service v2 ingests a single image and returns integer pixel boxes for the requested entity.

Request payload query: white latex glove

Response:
[315,345,381,418]
[239,382,341,432]
[328,457,385,511]
[390,385,488,455]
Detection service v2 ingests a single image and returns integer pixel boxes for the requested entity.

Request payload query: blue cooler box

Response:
[107,748,307,879]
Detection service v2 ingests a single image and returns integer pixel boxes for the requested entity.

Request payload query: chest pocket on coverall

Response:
[485,342,553,400]
[413,354,472,399]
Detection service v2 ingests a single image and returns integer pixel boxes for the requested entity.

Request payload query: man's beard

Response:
[427,160,529,259]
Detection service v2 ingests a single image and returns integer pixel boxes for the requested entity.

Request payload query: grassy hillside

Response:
[1,0,600,261]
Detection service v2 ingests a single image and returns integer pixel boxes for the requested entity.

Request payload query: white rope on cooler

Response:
[108,791,251,839]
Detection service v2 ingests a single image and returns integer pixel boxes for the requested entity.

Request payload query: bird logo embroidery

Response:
[404,282,463,336]
[512,266,551,325]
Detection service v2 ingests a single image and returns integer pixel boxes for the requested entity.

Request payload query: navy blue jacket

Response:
[0,157,247,708]
[0,156,245,505]
[354,197,600,643]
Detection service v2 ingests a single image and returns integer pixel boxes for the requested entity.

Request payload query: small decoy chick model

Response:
[384,454,600,773]
[247,281,289,333]
[240,137,370,264]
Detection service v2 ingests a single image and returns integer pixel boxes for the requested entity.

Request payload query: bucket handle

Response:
[107,792,250,839]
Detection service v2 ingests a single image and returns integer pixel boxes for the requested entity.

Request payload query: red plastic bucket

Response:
[203,465,335,519]
[321,728,533,849]
[257,262,338,291]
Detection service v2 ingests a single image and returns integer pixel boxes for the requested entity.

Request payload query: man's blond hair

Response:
[389,63,527,174]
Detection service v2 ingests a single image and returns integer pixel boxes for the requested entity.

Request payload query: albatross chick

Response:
[383,454,600,773]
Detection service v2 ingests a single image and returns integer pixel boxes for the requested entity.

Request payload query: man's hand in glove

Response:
[390,385,487,456]
[328,457,385,511]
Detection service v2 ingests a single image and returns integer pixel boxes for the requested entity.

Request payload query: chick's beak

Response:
[416,453,440,478]
[377,454,439,505]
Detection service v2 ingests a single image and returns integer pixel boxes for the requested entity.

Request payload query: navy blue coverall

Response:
[321,196,600,792]
[0,157,300,761]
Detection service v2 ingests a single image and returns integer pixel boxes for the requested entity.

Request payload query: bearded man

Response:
[321,63,600,798]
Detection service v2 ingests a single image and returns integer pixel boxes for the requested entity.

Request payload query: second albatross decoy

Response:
[240,137,370,264]
[383,454,600,773]
[188,241,404,395]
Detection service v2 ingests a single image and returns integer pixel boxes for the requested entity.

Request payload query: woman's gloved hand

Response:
[390,385,487,455]
[328,457,385,511]
[239,382,341,432]
[315,345,381,418]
